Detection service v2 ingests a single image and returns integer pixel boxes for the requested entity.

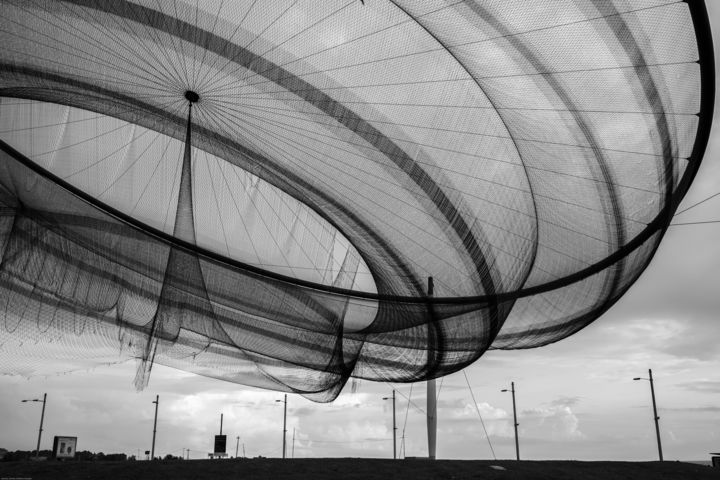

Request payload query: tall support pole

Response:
[511,382,519,460]
[383,390,397,459]
[392,390,397,459]
[649,369,663,461]
[292,428,296,459]
[236,436,240,458]
[634,369,664,461]
[282,394,287,459]
[427,277,437,460]
[21,395,47,458]
[502,382,520,460]
[275,395,288,458]
[151,395,159,460]
[36,393,46,458]
[220,413,223,435]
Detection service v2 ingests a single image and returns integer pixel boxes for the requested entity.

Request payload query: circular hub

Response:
[184,90,200,103]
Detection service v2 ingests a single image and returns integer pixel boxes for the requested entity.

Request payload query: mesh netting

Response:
[0,0,714,401]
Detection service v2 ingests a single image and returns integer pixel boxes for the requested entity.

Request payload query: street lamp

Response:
[21,393,47,458]
[276,394,287,459]
[501,382,519,461]
[634,369,663,461]
[382,390,397,459]
[151,395,159,461]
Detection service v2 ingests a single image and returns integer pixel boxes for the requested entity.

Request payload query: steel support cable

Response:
[202,1,467,93]
[196,107,341,278]
[463,370,496,460]
[0,1,708,310]
[51,0,499,307]
[1,94,618,286]
[673,191,720,216]
[198,102,473,277]
[203,94,620,294]
[385,382,426,416]
[203,91,694,159]
[191,0,261,89]
[7,2,179,92]
[400,382,413,458]
[206,99,646,245]
[670,220,720,226]
[217,99,666,200]
[210,2,683,94]
[0,127,706,309]
[0,83,420,300]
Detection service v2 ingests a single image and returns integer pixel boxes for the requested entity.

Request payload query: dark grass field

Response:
[0,458,718,480]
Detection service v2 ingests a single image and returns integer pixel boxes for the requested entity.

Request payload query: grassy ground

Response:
[0,458,717,480]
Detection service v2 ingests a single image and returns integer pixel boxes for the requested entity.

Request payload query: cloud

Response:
[520,406,584,441]
[660,406,720,413]
[439,399,508,422]
[676,380,720,393]
[548,396,581,407]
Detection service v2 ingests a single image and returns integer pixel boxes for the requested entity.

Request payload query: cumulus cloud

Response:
[520,406,584,441]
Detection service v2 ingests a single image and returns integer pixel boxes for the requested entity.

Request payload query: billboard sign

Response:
[52,436,77,459]
[214,435,227,455]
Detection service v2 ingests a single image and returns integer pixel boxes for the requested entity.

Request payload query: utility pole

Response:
[151,395,159,460]
[37,393,47,459]
[276,394,287,458]
[292,428,296,458]
[282,394,287,459]
[383,390,397,459]
[634,369,663,461]
[502,382,520,460]
[427,277,437,460]
[392,390,396,459]
[236,436,240,458]
[21,393,47,458]
[649,369,663,462]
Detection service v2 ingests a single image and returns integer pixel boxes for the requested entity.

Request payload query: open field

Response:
[0,458,717,480]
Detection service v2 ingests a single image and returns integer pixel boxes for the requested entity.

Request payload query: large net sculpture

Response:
[0,1,714,401]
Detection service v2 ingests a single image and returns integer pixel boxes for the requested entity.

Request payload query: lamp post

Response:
[276,394,287,458]
[383,390,397,459]
[151,395,159,460]
[634,369,663,461]
[21,393,47,458]
[501,382,519,461]
[426,276,437,460]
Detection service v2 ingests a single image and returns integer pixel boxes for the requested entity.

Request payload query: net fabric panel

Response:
[0,0,713,400]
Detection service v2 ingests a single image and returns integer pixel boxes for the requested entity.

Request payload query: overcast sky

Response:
[2,2,720,463]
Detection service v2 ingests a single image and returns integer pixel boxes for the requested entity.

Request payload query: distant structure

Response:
[0,1,714,401]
